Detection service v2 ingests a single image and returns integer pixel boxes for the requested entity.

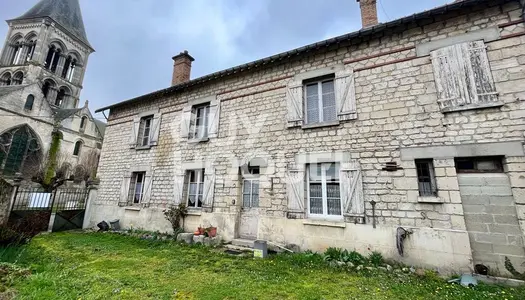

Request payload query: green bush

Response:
[368,251,384,267]
[323,247,344,261]
[0,226,25,247]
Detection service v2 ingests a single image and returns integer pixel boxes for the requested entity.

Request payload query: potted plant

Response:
[204,226,217,238]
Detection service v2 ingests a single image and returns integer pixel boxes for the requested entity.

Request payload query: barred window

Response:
[415,159,437,197]
[307,162,341,217]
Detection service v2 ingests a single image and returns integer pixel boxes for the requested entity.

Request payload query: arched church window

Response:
[41,80,55,98]
[12,71,23,85]
[62,56,72,78]
[27,40,36,61]
[73,141,82,156]
[55,88,66,106]
[0,73,12,86]
[44,45,61,72]
[11,42,23,65]
[80,116,87,131]
[24,94,34,110]
[0,125,42,176]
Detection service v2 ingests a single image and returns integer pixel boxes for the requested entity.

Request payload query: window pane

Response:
[309,164,322,182]
[322,80,336,122]
[252,181,259,195]
[306,83,319,124]
[189,183,197,195]
[309,183,323,214]
[188,195,196,205]
[415,160,436,196]
[189,170,196,182]
[325,163,340,182]
[242,194,251,207]
[252,193,259,207]
[197,195,203,207]
[243,180,251,193]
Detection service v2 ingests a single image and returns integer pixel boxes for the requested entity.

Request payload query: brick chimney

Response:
[357,0,378,28]
[172,50,195,86]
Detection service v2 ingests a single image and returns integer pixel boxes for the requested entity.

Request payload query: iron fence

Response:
[10,187,88,212]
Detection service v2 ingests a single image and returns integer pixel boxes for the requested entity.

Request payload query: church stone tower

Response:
[0,0,94,109]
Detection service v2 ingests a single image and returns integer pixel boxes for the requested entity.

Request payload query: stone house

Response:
[0,0,105,179]
[92,0,525,275]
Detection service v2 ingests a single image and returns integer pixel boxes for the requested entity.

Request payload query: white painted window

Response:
[186,169,205,208]
[242,166,260,208]
[415,159,437,197]
[189,103,210,139]
[307,163,341,218]
[128,172,146,204]
[304,77,336,124]
[137,116,153,147]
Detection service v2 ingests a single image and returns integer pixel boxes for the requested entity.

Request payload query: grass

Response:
[0,232,524,300]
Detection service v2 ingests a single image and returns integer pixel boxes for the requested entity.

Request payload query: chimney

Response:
[357,0,378,28]
[171,50,195,86]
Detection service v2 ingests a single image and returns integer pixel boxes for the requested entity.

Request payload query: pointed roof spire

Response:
[9,0,93,50]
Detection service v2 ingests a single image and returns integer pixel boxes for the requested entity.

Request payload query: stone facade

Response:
[91,0,525,275]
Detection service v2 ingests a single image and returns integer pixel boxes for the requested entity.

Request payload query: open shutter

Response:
[119,174,131,207]
[208,99,221,138]
[129,117,140,149]
[142,171,154,208]
[173,173,185,206]
[335,69,357,121]
[340,161,364,216]
[465,41,498,105]
[149,113,162,146]
[180,106,192,138]
[202,167,216,209]
[286,82,303,128]
[286,168,305,215]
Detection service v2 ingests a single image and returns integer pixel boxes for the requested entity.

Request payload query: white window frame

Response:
[186,169,205,208]
[137,115,153,147]
[306,162,342,220]
[242,166,260,208]
[304,77,336,125]
[129,171,146,205]
[189,103,210,140]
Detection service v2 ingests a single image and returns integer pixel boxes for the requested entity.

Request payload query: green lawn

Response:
[1,232,525,300]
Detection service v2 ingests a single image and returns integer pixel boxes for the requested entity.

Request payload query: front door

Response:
[239,173,260,239]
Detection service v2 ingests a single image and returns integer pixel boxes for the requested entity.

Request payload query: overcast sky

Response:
[0,0,450,120]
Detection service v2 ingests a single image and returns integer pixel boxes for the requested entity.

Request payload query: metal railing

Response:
[10,187,88,212]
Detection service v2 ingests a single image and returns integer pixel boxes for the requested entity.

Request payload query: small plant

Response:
[346,251,366,265]
[323,247,344,261]
[164,203,188,232]
[368,251,384,267]
[504,256,525,280]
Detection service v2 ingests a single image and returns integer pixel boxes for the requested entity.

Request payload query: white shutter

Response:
[286,169,305,214]
[202,168,216,209]
[465,41,498,105]
[286,82,303,128]
[335,69,357,121]
[142,171,154,207]
[180,106,192,138]
[129,117,140,149]
[207,99,221,138]
[173,173,185,205]
[149,113,162,146]
[119,174,131,206]
[340,160,364,216]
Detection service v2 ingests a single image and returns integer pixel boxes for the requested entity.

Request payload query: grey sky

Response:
[0,0,450,120]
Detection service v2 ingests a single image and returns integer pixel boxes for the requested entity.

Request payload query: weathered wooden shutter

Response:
[335,69,357,121]
[208,99,221,138]
[465,41,498,104]
[202,168,216,209]
[173,172,186,205]
[340,161,364,216]
[286,82,303,128]
[129,117,140,149]
[142,171,154,208]
[149,113,162,146]
[286,168,305,215]
[180,106,192,138]
[431,45,462,109]
[119,174,131,206]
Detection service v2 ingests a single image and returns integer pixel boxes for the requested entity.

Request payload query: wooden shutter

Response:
[142,171,154,208]
[202,168,216,209]
[286,168,305,214]
[340,161,364,216]
[119,174,131,206]
[180,106,192,138]
[129,117,140,149]
[208,99,221,138]
[149,113,162,146]
[465,41,498,104]
[173,173,185,205]
[335,69,357,121]
[286,82,303,128]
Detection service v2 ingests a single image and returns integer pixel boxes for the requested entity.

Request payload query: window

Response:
[455,157,503,173]
[0,125,41,176]
[80,116,87,131]
[24,94,34,110]
[12,72,23,85]
[73,141,82,156]
[189,103,210,139]
[242,166,260,208]
[186,169,205,208]
[415,159,437,197]
[0,73,11,86]
[307,163,341,218]
[128,172,146,204]
[430,41,498,112]
[304,76,336,124]
[137,116,153,147]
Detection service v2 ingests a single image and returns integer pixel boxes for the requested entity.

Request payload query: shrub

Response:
[346,251,367,265]
[323,247,344,261]
[164,203,188,232]
[0,226,24,247]
[368,251,384,267]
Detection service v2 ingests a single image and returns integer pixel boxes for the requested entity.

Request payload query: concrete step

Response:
[225,243,254,253]
[231,238,255,248]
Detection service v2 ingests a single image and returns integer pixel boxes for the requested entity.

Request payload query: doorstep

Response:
[231,238,255,248]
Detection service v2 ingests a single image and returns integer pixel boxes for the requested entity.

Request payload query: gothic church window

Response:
[24,94,34,110]
[0,125,41,176]
[0,73,11,86]
[12,71,23,85]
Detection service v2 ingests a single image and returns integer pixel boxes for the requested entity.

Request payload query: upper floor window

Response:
[304,76,336,125]
[415,159,437,197]
[137,116,153,147]
[180,96,220,141]
[189,103,210,140]
[44,45,61,73]
[430,40,499,112]
[12,71,23,85]
[73,141,82,156]
[80,116,87,131]
[24,94,34,110]
[0,73,11,86]
[129,111,161,149]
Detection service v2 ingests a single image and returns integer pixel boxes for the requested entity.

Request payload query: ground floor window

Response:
[455,157,503,173]
[0,125,41,176]
[242,166,260,208]
[187,169,205,208]
[415,159,437,197]
[128,172,146,204]
[307,162,341,217]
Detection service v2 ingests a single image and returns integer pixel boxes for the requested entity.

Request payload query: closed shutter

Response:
[180,106,192,138]
[335,69,357,121]
[431,45,463,109]
[286,168,305,214]
[202,168,216,209]
[465,41,498,104]
[286,82,303,128]
[173,173,186,205]
[149,113,162,146]
[142,171,154,208]
[129,117,140,149]
[208,99,221,138]
[119,174,131,206]
[340,160,364,216]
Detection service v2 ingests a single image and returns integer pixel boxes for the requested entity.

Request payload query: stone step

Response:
[225,243,254,253]
[231,238,255,248]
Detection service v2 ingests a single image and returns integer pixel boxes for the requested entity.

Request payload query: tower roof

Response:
[10,0,92,50]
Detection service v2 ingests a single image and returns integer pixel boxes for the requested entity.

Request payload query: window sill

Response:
[124,206,141,211]
[417,196,444,204]
[135,145,152,151]
[186,209,202,216]
[301,121,340,129]
[188,137,209,144]
[441,101,504,113]
[303,219,346,228]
